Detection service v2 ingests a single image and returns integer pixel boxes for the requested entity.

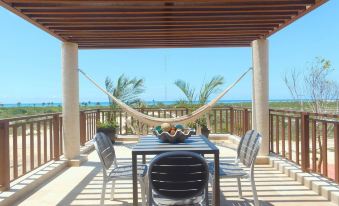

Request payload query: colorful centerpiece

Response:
[153,123,194,143]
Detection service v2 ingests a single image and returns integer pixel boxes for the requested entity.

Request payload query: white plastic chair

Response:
[209,130,262,206]
[93,132,147,205]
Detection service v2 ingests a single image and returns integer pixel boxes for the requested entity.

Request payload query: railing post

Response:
[96,109,100,122]
[334,122,339,183]
[269,110,273,153]
[243,108,249,135]
[80,111,86,146]
[53,114,60,160]
[301,112,310,172]
[230,107,234,135]
[0,120,10,191]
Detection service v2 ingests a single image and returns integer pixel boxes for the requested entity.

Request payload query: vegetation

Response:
[284,57,339,112]
[0,106,62,119]
[105,74,145,109]
[1,101,338,119]
[174,75,224,128]
[174,75,224,105]
[283,57,339,173]
[97,119,119,129]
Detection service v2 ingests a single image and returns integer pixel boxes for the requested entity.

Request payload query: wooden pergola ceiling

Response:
[0,0,327,49]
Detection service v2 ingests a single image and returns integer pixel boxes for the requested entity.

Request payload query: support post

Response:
[334,123,339,183]
[96,109,101,122]
[229,107,234,135]
[243,108,249,135]
[252,39,270,159]
[252,69,256,130]
[53,114,60,160]
[80,111,86,146]
[0,120,10,191]
[301,112,310,172]
[62,42,81,165]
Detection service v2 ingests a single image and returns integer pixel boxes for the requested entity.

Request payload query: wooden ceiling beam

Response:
[0,0,325,49]
[5,0,315,3]
[13,4,308,10]
[21,7,305,14]
[51,27,275,32]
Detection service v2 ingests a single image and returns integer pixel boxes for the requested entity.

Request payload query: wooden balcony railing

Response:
[269,109,339,183]
[0,106,338,191]
[0,113,63,191]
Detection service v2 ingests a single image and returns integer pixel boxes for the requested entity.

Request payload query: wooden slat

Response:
[312,120,316,172]
[275,115,279,154]
[43,121,47,163]
[301,113,309,172]
[334,123,339,183]
[49,119,53,160]
[281,116,285,157]
[0,0,326,49]
[30,123,34,170]
[37,121,41,166]
[219,110,222,133]
[322,122,327,176]
[22,124,27,174]
[288,117,292,160]
[0,120,10,191]
[295,118,300,164]
[12,125,18,179]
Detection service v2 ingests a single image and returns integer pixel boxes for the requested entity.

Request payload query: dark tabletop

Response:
[132,135,219,155]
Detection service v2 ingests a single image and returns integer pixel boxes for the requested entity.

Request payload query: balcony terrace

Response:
[0,107,338,206]
[1,0,338,205]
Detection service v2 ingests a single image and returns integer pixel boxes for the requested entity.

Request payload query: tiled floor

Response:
[13,141,336,206]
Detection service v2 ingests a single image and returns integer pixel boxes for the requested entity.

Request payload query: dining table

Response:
[131,135,220,206]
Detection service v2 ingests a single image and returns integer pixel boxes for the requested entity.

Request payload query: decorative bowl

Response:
[152,129,195,143]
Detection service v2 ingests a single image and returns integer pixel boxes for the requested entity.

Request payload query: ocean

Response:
[0,99,298,108]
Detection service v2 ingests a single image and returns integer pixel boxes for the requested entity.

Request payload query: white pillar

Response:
[62,42,80,162]
[252,39,269,157]
[251,69,256,130]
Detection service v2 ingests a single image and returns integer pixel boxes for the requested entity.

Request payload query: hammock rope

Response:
[79,67,252,126]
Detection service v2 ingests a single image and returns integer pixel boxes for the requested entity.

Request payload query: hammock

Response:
[79,67,252,126]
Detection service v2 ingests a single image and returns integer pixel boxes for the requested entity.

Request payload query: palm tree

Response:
[105,74,145,108]
[174,80,195,104]
[174,75,224,134]
[174,75,224,105]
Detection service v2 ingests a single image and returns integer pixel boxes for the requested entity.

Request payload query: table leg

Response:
[142,154,146,164]
[214,153,220,206]
[201,154,209,205]
[132,153,138,206]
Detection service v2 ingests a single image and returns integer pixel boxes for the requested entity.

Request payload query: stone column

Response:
[62,42,81,165]
[251,68,256,130]
[252,39,269,158]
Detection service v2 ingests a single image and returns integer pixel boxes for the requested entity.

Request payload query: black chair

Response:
[147,151,209,206]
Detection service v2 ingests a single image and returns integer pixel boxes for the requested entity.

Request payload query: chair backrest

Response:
[148,151,208,200]
[93,132,117,171]
[236,130,262,167]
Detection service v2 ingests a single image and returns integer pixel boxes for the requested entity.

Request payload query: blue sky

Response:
[0,1,338,104]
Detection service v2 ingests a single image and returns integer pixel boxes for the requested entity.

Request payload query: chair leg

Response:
[209,174,215,204]
[250,176,260,206]
[237,177,242,198]
[144,175,149,203]
[101,180,107,206]
[139,179,146,206]
[204,182,209,206]
[110,180,115,200]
